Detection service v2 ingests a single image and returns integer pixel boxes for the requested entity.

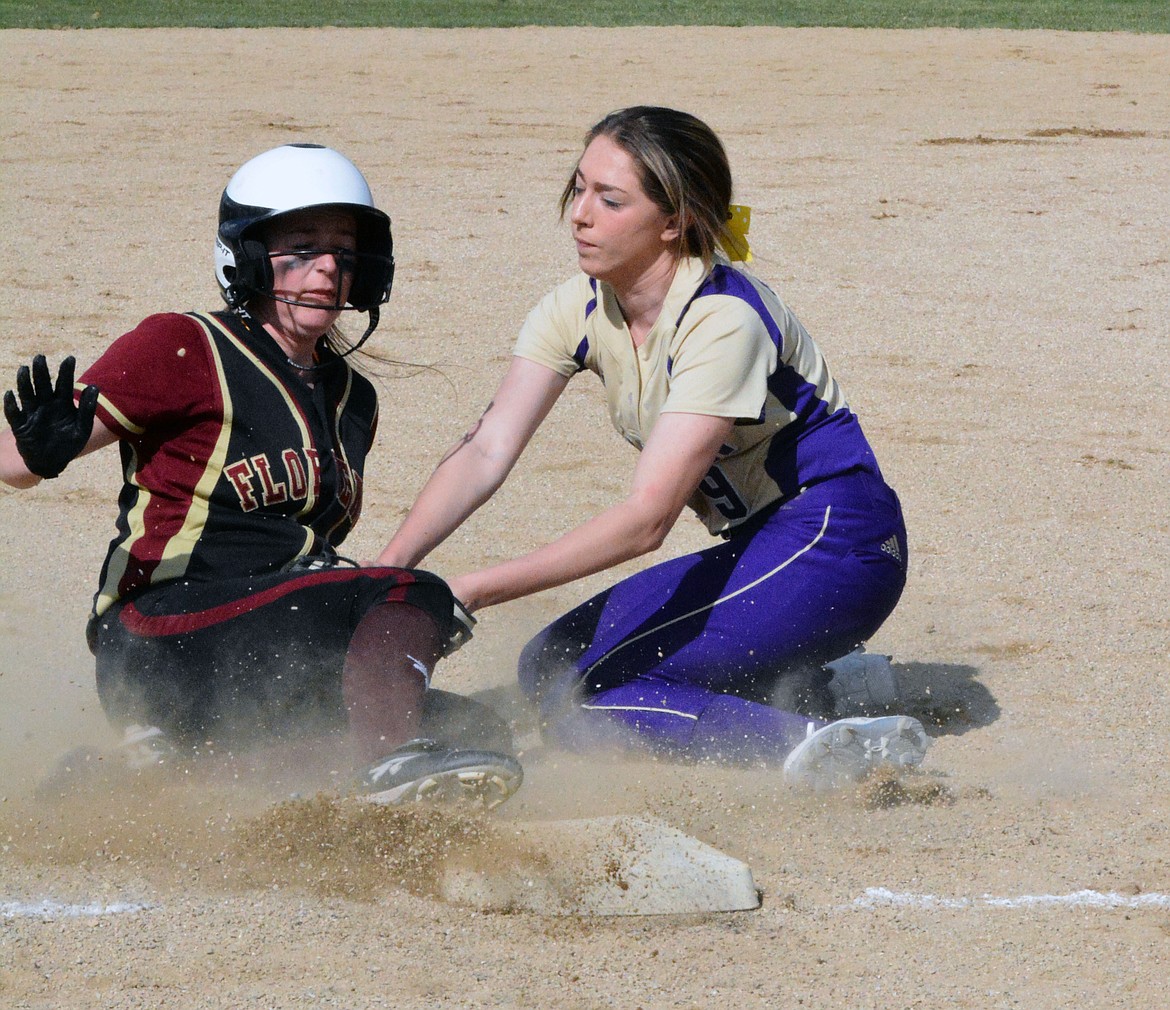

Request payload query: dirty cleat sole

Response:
[358,743,524,811]
[783,716,929,793]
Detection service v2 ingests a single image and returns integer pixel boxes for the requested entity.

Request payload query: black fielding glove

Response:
[3,355,99,479]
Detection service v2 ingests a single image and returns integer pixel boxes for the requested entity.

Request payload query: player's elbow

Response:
[1,471,41,490]
[632,524,670,556]
[621,494,681,556]
[443,429,520,491]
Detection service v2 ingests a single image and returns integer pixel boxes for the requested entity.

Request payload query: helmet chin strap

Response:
[339,305,380,359]
[298,304,381,375]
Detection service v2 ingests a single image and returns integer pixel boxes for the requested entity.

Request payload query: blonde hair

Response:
[558,106,746,266]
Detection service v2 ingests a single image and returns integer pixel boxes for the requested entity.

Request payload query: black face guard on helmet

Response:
[217,200,395,313]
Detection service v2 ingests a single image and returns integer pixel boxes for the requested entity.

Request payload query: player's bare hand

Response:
[3,355,99,479]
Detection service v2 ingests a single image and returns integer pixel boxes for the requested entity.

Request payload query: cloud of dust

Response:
[0,624,111,800]
[0,595,796,915]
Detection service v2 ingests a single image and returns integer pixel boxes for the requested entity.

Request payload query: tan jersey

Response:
[514,255,881,535]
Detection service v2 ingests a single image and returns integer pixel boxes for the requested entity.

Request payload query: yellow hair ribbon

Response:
[721,204,752,263]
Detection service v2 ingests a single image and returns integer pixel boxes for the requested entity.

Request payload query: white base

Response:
[441,815,760,916]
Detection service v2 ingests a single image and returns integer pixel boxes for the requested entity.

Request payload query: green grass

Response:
[1,1,1167,32]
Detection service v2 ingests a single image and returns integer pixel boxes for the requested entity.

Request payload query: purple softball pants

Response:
[518,469,908,765]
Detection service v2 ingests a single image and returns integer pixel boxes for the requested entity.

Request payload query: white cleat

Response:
[119,724,177,770]
[824,646,900,715]
[783,716,930,792]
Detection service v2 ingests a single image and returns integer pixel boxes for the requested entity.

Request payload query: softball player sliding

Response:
[1,144,522,809]
[378,107,930,791]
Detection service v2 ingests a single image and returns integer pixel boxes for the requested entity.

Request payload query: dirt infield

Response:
[2,26,1168,1008]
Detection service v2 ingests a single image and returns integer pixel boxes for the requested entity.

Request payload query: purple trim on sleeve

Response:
[573,337,590,369]
[680,265,881,497]
[572,278,599,371]
[686,264,784,351]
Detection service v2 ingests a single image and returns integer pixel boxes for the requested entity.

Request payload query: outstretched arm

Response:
[446,409,736,612]
[2,355,117,488]
[375,356,571,569]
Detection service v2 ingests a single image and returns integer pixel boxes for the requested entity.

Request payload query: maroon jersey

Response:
[81,310,379,617]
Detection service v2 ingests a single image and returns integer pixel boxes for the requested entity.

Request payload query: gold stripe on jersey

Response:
[93,440,146,617]
[322,367,356,544]
[150,316,239,582]
[196,313,321,524]
[92,390,146,437]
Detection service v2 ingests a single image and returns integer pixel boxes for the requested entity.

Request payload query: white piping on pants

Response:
[579,702,699,721]
[580,504,832,684]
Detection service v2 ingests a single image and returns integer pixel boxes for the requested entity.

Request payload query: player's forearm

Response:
[376,492,481,569]
[450,492,678,611]
[0,431,41,488]
[378,357,567,571]
[375,438,516,568]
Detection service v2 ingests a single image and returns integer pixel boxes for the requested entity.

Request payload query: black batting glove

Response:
[3,355,99,479]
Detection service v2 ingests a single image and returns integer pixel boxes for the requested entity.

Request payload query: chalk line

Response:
[8,888,1169,921]
[2,898,152,919]
[850,887,1170,911]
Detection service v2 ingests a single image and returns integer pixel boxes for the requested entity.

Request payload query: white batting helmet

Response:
[214,144,394,312]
